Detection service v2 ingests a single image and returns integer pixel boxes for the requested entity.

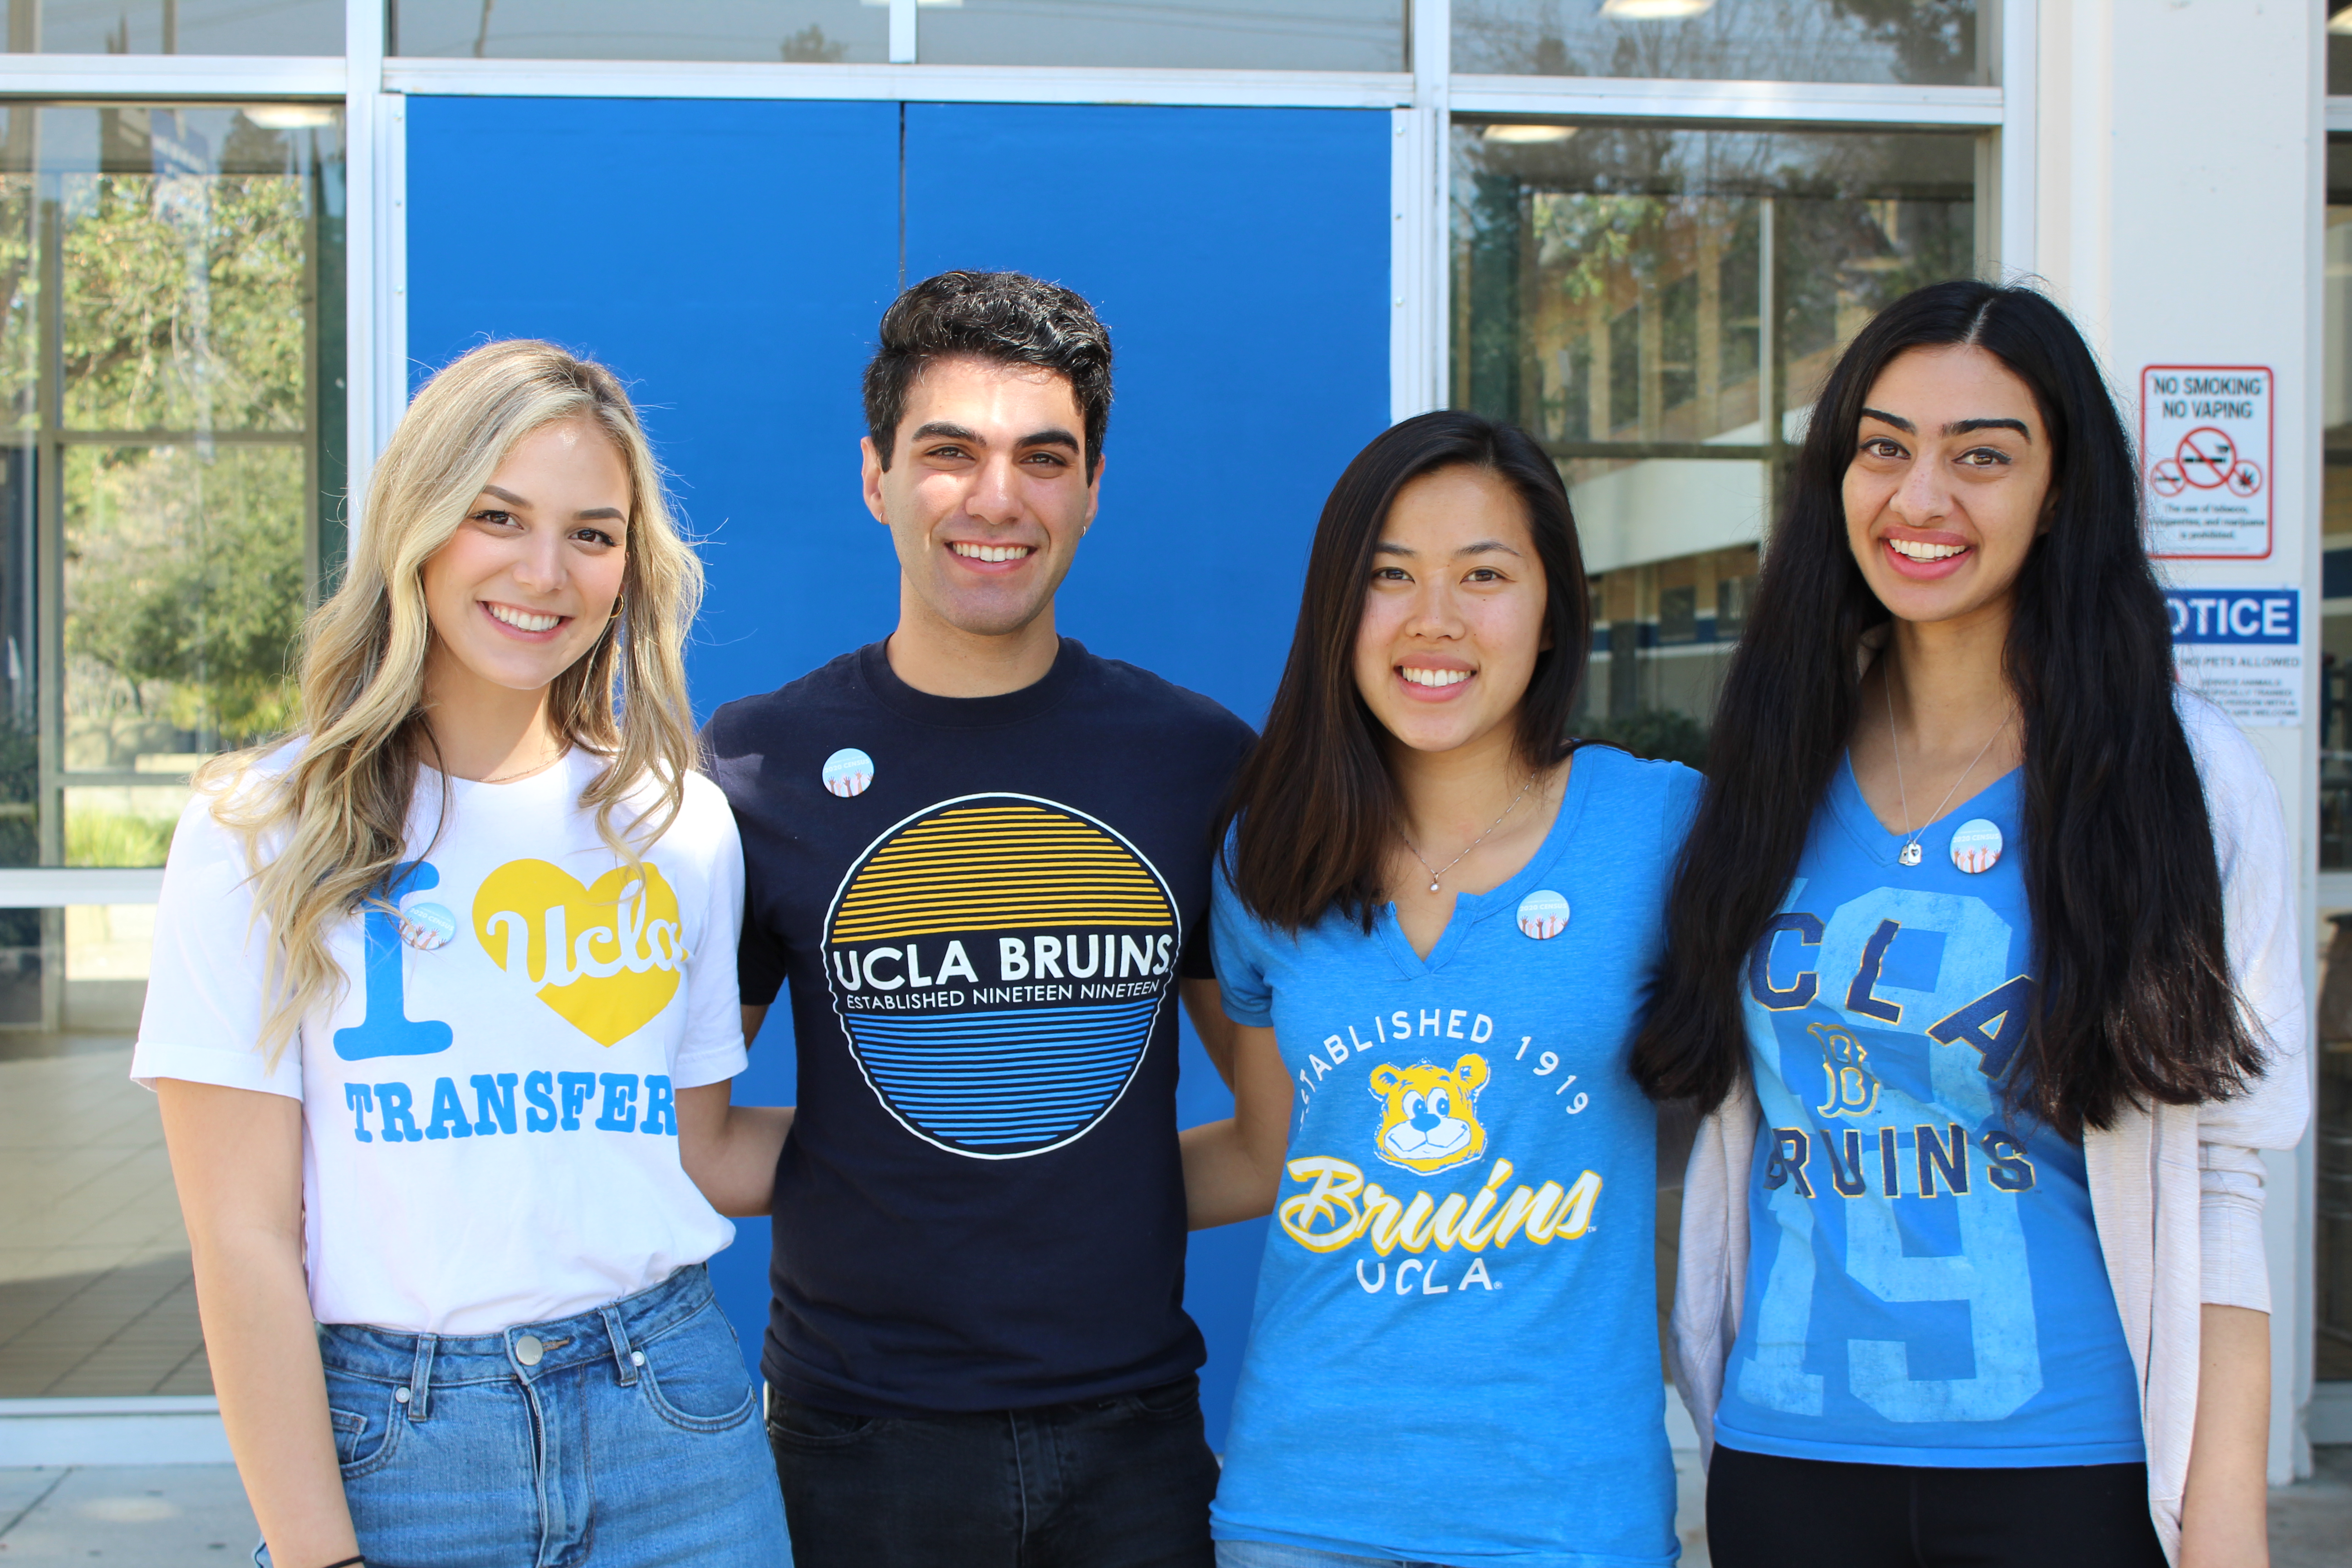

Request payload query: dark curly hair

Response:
[862,270,1114,477]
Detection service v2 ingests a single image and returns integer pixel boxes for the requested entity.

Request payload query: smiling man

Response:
[701,272,1253,1567]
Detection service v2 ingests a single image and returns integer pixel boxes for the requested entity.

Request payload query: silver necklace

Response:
[1404,773,1538,894]
[1884,676,2011,867]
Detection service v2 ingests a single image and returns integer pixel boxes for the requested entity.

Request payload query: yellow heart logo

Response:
[471,859,689,1047]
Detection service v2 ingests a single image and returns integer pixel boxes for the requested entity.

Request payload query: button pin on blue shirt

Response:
[1517,889,1569,939]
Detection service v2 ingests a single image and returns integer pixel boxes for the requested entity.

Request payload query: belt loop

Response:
[406,1333,437,1422]
[601,1304,638,1386]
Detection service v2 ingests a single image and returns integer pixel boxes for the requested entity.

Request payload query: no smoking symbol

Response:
[2150,459,2187,497]
[2177,426,2237,489]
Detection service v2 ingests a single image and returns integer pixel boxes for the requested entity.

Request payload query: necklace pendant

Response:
[1429,879,1441,893]
[1898,842,1924,867]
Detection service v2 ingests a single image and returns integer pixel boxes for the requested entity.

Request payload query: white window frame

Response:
[0,10,2029,889]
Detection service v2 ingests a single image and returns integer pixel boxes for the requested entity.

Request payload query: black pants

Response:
[766,1375,1219,1568]
[1706,1443,2168,1568]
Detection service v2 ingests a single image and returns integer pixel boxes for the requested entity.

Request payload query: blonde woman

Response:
[134,342,792,1568]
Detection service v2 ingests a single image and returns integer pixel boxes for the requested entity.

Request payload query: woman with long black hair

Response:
[1182,410,1698,1567]
[1634,279,2307,1567]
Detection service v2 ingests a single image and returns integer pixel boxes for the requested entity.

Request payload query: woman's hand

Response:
[157,1078,359,1568]
[675,1083,793,1217]
[2179,1303,2272,1568]
[1179,1022,1291,1230]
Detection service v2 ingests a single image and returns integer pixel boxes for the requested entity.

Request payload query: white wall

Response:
[2033,0,2325,1483]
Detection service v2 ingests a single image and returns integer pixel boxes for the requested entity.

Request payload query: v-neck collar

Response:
[1374,747,1601,980]
[1828,751,2020,869]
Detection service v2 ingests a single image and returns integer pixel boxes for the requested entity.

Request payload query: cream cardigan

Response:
[1668,694,2311,1565]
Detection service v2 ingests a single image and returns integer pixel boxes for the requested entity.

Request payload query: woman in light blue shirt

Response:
[1181,410,1700,1568]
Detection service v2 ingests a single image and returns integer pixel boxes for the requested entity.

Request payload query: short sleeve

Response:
[131,793,302,1100]
[671,781,750,1090]
[1209,851,1274,1029]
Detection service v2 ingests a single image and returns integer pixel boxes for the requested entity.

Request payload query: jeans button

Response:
[514,1334,545,1367]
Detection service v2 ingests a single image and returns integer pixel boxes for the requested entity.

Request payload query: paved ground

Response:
[0,1450,2343,1562]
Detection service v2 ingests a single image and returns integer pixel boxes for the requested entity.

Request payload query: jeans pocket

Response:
[323,1381,403,1478]
[635,1304,758,1434]
[1114,1375,1201,1422]
[764,1396,886,1449]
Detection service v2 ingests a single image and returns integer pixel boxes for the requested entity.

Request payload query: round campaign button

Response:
[1517,889,1570,940]
[1950,818,2004,875]
[821,747,875,799]
[396,902,457,952]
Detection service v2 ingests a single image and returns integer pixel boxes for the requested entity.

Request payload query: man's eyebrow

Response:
[1015,428,1081,452]
[1858,407,1915,433]
[910,421,982,445]
[1946,417,2030,439]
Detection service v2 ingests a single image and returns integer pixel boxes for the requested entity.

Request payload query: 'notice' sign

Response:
[2167,588,2300,727]
[2142,366,2272,559]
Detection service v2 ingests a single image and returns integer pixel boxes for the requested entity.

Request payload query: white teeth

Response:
[487,603,561,632]
[951,542,1033,563]
[1401,667,1471,688]
[1889,539,1966,562]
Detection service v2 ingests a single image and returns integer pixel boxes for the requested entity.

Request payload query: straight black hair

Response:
[1220,410,1591,933]
[1630,279,2261,1140]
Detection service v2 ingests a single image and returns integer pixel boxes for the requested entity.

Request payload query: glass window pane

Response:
[2332,3,2352,97]
[6,0,341,54]
[1454,0,1982,87]
[1452,121,1980,745]
[916,0,1404,71]
[0,104,343,871]
[392,0,890,63]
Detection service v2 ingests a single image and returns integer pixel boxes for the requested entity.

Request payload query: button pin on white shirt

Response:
[397,902,457,951]
[822,748,875,798]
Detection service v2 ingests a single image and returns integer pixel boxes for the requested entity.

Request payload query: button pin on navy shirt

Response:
[822,748,875,798]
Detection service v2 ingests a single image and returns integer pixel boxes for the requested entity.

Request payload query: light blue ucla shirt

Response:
[1713,760,2144,1467]
[1210,746,1701,1568]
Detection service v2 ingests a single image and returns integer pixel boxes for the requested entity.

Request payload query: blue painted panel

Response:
[407,98,1394,1450]
[908,103,1392,1447]
[405,96,903,713]
[405,93,900,1381]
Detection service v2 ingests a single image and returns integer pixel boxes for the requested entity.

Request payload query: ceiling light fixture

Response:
[1483,124,1578,144]
[242,105,338,130]
[1601,0,1718,18]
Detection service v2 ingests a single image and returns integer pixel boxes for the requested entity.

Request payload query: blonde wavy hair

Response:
[199,339,705,1064]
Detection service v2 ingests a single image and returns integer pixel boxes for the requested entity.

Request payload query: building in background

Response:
[0,0,2338,1482]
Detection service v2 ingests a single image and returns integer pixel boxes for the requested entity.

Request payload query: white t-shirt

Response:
[132,745,749,1334]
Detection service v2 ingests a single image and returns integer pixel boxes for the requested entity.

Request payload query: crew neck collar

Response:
[856,637,1087,730]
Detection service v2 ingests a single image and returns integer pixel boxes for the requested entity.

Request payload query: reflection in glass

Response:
[0,105,343,870]
[392,0,888,63]
[2319,131,2352,1387]
[4,0,340,53]
[916,0,1403,70]
[2332,3,2352,98]
[1453,0,1980,87]
[1452,121,1977,743]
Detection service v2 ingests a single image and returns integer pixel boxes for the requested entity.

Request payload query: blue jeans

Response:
[260,1264,789,1568]
[1215,1545,1449,1568]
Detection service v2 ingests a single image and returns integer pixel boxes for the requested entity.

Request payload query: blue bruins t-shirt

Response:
[1210,746,1700,1568]
[1714,761,2144,1467]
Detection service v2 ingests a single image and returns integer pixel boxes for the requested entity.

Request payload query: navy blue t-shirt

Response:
[701,639,1254,1414]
